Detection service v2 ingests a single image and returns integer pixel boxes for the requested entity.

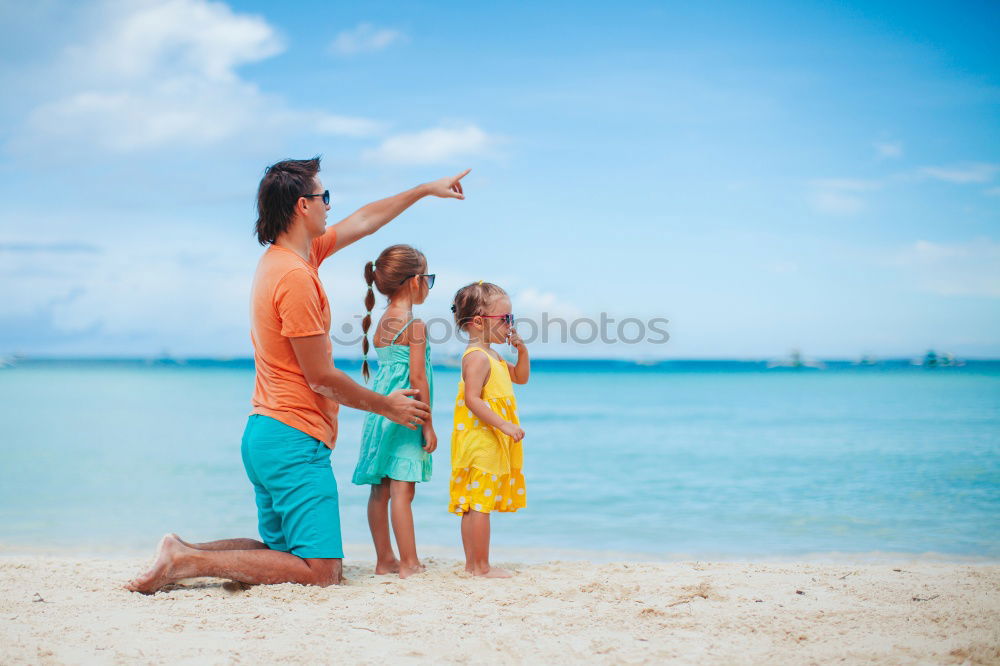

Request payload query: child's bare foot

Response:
[124,534,195,594]
[472,565,512,578]
[375,558,400,575]
[398,562,426,579]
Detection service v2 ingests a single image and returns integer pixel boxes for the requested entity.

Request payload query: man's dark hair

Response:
[255,157,321,245]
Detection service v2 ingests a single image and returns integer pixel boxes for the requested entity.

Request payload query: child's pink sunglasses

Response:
[479,313,514,325]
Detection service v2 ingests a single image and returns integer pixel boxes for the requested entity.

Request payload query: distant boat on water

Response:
[913,349,965,368]
[766,349,826,369]
[854,354,880,366]
[145,350,187,366]
[0,353,24,368]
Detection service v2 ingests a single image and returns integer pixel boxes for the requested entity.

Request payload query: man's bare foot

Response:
[398,562,426,579]
[375,558,400,575]
[125,534,195,594]
[472,566,512,578]
[169,533,195,549]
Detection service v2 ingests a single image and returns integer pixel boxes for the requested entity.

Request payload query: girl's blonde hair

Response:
[451,281,507,331]
[362,244,428,382]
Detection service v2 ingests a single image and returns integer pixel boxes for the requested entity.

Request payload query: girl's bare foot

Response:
[125,534,195,594]
[472,565,512,578]
[398,562,426,579]
[375,558,400,575]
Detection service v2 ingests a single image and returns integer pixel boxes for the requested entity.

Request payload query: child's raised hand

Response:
[499,421,525,442]
[423,425,438,453]
[508,329,526,352]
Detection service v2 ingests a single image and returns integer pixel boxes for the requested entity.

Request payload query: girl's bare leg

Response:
[389,479,425,578]
[461,510,511,578]
[368,479,399,574]
[460,511,475,573]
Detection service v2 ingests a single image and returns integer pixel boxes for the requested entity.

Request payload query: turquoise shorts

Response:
[240,414,344,559]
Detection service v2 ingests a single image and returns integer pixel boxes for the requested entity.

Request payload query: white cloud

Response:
[313,113,384,137]
[514,288,583,320]
[894,239,1000,298]
[330,23,405,55]
[918,163,999,184]
[0,239,253,353]
[71,0,283,82]
[874,141,903,158]
[363,124,495,165]
[28,83,268,152]
[808,179,881,215]
[14,0,381,154]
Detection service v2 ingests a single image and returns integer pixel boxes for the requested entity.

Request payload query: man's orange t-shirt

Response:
[250,227,340,447]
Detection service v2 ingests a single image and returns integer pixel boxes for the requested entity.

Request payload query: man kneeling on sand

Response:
[127,157,469,593]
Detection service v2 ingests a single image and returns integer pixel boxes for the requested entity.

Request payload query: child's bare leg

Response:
[389,479,424,578]
[460,511,475,572]
[463,510,511,578]
[368,479,399,574]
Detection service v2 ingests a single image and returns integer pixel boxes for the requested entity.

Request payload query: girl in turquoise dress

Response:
[353,244,436,578]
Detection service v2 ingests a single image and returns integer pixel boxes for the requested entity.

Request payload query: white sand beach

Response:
[1,555,998,664]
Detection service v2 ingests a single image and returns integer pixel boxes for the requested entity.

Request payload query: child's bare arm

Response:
[506,329,530,384]
[463,351,524,441]
[407,320,437,453]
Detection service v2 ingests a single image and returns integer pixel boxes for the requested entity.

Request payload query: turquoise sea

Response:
[1,359,998,561]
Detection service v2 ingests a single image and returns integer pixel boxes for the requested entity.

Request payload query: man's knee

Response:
[306,558,342,586]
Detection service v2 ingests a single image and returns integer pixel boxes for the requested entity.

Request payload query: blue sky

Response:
[0,0,997,359]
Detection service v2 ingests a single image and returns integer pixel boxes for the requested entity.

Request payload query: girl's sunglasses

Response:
[479,313,514,325]
[398,273,435,288]
[301,189,331,205]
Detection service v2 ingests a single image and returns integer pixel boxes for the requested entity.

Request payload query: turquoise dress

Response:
[352,318,433,485]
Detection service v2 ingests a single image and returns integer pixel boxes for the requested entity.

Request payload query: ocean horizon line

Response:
[4,354,1000,364]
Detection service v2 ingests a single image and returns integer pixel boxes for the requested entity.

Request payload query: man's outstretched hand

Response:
[384,388,431,430]
[425,169,471,199]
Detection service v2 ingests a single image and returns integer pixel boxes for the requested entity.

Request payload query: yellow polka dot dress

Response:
[449,347,526,515]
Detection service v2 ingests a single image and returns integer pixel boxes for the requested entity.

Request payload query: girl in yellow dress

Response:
[449,281,530,577]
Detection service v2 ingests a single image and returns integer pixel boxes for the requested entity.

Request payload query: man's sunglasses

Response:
[301,190,331,205]
[479,313,514,325]
[398,273,436,289]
